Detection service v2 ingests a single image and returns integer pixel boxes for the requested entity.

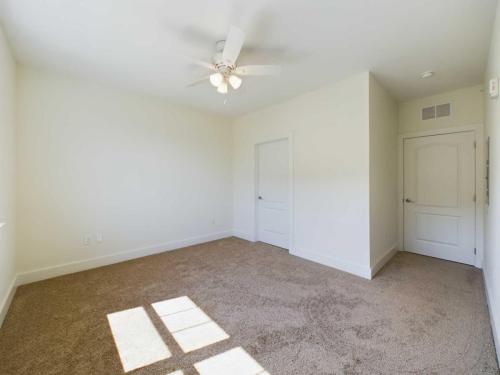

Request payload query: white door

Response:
[403,131,476,265]
[256,139,289,249]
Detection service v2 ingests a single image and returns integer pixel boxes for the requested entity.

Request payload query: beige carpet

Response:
[0,237,498,374]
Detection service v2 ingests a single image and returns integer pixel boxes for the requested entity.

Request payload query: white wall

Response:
[483,0,500,362]
[369,74,398,271]
[16,67,233,281]
[399,85,484,134]
[233,72,372,278]
[0,25,16,326]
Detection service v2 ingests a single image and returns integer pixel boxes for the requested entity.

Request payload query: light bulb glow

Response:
[228,75,242,90]
[209,73,223,87]
[217,81,228,94]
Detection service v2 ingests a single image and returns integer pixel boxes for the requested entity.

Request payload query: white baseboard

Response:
[291,249,372,279]
[16,231,233,286]
[483,270,500,364]
[371,245,398,278]
[232,230,256,242]
[0,276,18,328]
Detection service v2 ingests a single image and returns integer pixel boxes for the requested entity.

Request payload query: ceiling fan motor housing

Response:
[213,40,234,74]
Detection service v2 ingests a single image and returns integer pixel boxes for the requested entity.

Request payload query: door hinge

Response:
[473,194,476,202]
[474,248,477,255]
[474,141,477,148]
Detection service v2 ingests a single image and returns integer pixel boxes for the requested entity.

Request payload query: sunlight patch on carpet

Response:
[152,296,229,353]
[194,347,268,375]
[107,307,171,372]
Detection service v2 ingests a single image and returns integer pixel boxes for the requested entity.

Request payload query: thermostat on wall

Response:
[489,77,499,98]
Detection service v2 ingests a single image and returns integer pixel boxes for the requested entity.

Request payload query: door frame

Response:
[254,134,294,251]
[398,124,485,268]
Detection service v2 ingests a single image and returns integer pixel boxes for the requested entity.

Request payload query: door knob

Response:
[258,196,263,200]
[405,198,414,203]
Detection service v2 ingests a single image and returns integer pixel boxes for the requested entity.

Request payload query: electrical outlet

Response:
[83,235,91,246]
[96,232,103,243]
[489,77,499,98]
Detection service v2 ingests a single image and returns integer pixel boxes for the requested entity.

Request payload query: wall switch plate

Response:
[96,233,103,243]
[489,77,499,98]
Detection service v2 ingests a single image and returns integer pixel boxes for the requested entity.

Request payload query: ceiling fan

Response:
[187,26,281,94]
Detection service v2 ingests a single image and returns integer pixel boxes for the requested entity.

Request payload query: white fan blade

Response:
[186,76,209,87]
[234,65,281,76]
[222,26,245,65]
[184,56,216,71]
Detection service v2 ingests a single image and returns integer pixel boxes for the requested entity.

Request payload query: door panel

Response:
[404,132,475,265]
[256,139,289,249]
[416,144,459,207]
[416,213,459,245]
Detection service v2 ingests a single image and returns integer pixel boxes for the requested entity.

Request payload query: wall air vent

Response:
[436,103,451,118]
[421,103,451,120]
[421,106,436,120]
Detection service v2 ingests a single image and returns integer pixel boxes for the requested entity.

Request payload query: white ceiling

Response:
[0,0,497,116]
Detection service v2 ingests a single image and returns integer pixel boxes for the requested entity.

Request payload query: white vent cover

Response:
[421,103,451,120]
[436,103,451,118]
[422,106,436,120]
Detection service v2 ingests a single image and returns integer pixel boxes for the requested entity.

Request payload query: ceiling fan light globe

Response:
[209,72,223,87]
[228,75,242,90]
[217,81,228,94]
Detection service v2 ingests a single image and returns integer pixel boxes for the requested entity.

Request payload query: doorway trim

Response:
[398,124,484,268]
[253,134,294,251]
